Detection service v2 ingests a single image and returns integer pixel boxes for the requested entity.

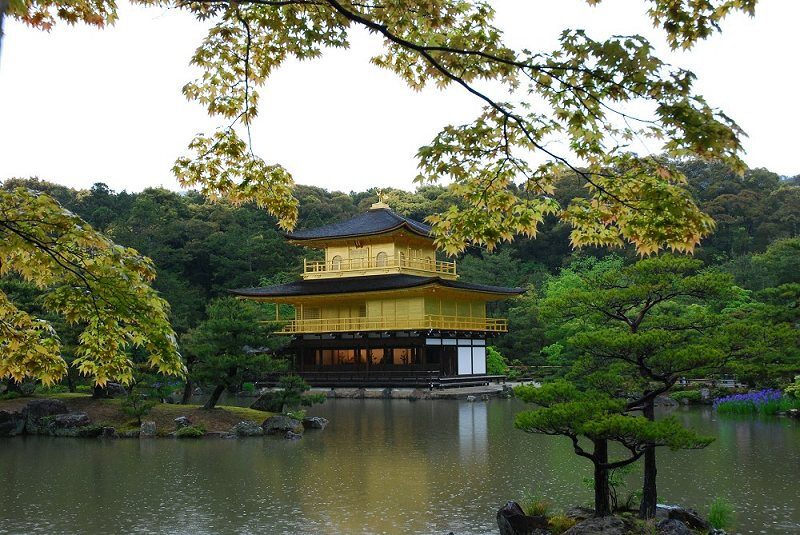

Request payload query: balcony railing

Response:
[303,254,456,277]
[276,314,507,334]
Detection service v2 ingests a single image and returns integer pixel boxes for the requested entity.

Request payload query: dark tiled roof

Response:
[230,274,525,298]
[286,208,432,241]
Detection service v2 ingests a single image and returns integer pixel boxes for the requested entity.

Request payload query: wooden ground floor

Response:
[284,331,493,386]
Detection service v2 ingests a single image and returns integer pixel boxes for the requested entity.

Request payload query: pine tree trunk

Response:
[593,439,612,517]
[204,384,225,410]
[640,401,658,519]
[181,380,193,405]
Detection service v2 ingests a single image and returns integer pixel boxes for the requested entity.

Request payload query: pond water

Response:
[1,399,798,534]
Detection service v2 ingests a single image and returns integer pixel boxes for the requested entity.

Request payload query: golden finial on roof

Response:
[370,190,390,210]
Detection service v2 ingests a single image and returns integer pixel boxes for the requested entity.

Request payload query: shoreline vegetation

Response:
[0,393,326,439]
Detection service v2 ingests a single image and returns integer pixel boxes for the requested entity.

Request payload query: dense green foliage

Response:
[485,347,509,376]
[513,249,797,518]
[183,297,287,409]
[7,0,762,254]
[2,158,797,390]
[0,187,185,387]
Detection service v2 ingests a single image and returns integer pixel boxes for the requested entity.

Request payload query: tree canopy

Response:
[0,188,185,386]
[3,0,760,254]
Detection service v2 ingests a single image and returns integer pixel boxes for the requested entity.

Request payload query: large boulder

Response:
[0,410,26,437]
[657,519,691,535]
[230,421,264,437]
[656,505,710,531]
[48,413,99,437]
[53,412,91,428]
[496,501,550,535]
[25,399,68,419]
[262,415,303,435]
[24,399,68,433]
[563,516,633,535]
[302,416,329,430]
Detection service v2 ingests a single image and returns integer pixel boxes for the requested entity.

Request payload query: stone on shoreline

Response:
[174,416,191,428]
[0,410,26,437]
[230,420,264,437]
[302,416,328,430]
[496,501,549,535]
[657,519,691,535]
[656,505,710,531]
[285,430,302,440]
[262,415,303,435]
[140,421,157,437]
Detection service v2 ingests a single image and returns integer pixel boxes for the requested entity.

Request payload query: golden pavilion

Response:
[231,199,523,386]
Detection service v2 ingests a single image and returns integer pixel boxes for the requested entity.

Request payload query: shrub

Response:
[176,425,205,438]
[122,388,156,426]
[242,382,256,393]
[708,497,735,530]
[75,385,93,394]
[519,495,549,517]
[548,515,577,534]
[0,391,21,401]
[785,380,800,399]
[669,390,702,402]
[285,409,307,421]
[34,384,70,395]
[486,346,510,375]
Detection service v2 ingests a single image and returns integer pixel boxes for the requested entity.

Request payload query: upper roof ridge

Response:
[286,205,432,241]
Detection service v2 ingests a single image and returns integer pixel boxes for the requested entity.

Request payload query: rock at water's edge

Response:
[230,420,264,437]
[496,501,549,535]
[24,399,68,434]
[262,415,303,435]
[285,431,302,440]
[657,519,692,535]
[0,410,26,437]
[656,505,711,531]
[53,412,90,428]
[140,421,157,437]
[302,416,328,430]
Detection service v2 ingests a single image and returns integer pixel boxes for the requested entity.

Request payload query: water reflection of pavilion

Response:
[459,401,488,459]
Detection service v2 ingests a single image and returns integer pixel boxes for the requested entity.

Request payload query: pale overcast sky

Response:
[0,0,797,194]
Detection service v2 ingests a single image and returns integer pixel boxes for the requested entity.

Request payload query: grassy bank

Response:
[0,393,272,434]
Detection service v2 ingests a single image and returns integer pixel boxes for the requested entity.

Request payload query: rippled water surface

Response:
[1,399,798,534]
